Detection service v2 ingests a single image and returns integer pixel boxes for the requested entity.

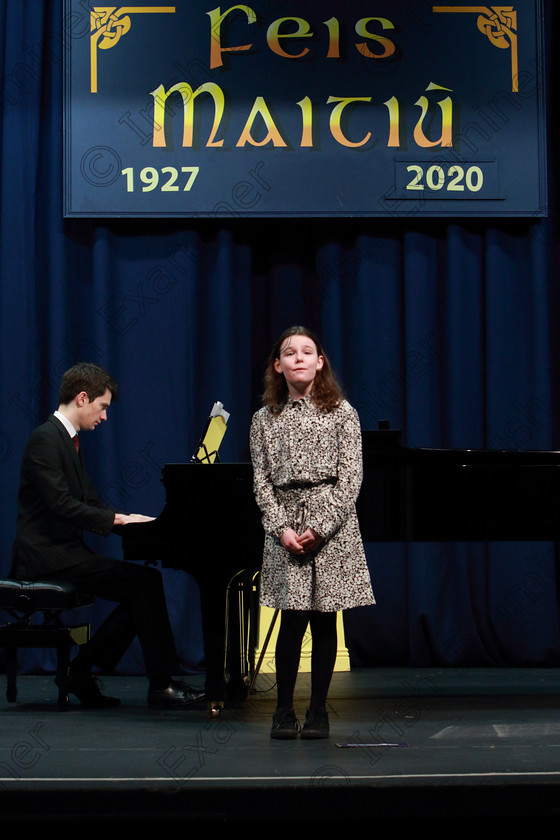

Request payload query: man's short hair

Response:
[59,363,119,405]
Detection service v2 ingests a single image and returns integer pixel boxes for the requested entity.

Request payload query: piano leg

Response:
[197,569,259,718]
[225,569,259,702]
[198,582,229,713]
[208,700,224,719]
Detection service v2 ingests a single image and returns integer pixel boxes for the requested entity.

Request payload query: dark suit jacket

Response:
[11,414,116,579]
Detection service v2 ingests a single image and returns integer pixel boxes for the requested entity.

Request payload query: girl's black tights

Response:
[275,609,338,710]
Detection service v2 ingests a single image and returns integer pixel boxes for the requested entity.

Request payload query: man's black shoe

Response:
[148,678,205,708]
[57,673,121,708]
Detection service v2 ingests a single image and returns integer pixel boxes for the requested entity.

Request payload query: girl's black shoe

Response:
[270,707,300,739]
[301,707,329,739]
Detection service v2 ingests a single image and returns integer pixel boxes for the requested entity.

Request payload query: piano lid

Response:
[359,429,560,542]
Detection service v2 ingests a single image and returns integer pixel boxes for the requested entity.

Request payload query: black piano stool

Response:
[0,579,94,709]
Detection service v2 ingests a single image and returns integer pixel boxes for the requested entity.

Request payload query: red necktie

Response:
[73,435,79,453]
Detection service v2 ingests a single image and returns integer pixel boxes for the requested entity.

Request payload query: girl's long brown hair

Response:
[262,326,344,413]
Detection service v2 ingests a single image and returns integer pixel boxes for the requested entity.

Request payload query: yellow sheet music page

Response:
[196,415,227,463]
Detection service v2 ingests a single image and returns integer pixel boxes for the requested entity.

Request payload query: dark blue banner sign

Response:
[64,1,547,218]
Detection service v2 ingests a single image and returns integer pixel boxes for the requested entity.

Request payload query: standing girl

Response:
[250,326,375,739]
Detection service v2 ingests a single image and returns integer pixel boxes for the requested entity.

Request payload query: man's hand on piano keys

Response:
[113,512,155,526]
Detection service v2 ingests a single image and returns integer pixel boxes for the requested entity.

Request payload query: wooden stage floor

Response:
[2,667,560,822]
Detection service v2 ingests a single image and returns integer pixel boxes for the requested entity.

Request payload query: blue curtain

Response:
[1,1,559,676]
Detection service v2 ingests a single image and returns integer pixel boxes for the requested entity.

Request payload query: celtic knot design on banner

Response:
[90,6,176,93]
[433,6,519,91]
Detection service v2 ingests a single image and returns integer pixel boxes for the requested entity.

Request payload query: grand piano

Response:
[121,462,263,710]
[358,428,560,542]
[121,428,560,708]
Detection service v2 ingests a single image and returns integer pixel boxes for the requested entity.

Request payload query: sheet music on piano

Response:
[192,401,230,463]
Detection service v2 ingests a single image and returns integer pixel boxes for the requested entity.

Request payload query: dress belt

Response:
[281,478,336,490]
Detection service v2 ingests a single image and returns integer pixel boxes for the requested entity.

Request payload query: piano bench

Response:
[0,579,95,709]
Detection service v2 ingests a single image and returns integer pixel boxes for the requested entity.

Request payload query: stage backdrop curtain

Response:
[1,1,559,677]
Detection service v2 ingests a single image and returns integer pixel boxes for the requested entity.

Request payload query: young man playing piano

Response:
[10,362,204,709]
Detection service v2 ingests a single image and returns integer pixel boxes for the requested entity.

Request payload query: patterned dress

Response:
[249,396,375,612]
